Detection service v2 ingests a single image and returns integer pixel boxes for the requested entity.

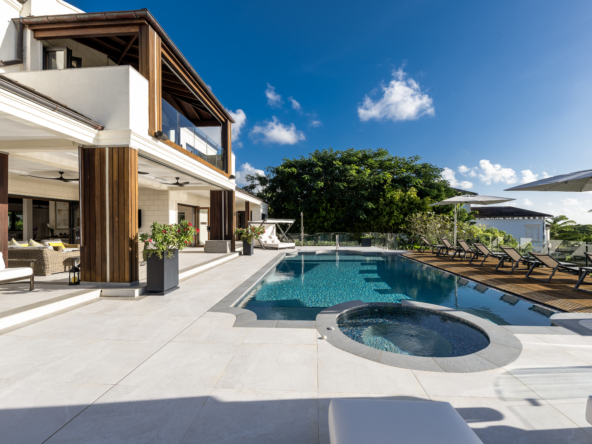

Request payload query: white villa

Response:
[0,0,267,284]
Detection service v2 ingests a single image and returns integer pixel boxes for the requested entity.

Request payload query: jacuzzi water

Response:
[338,305,490,357]
[239,252,555,325]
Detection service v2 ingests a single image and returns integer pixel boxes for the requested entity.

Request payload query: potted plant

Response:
[140,220,197,294]
[235,225,266,256]
[361,234,372,247]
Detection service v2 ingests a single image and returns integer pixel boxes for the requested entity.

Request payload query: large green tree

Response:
[243,148,456,233]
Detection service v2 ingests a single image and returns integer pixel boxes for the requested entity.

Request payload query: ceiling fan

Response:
[160,177,196,187]
[22,171,79,182]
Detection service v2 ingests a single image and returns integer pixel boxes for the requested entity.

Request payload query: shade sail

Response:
[505,169,592,192]
[429,195,515,206]
[249,219,295,224]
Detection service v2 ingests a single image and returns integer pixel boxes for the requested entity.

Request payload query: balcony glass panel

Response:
[161,98,226,172]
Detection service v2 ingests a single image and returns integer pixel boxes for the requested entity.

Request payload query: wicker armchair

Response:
[7,247,80,276]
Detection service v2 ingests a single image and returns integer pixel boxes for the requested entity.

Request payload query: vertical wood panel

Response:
[0,154,8,268]
[139,25,162,136]
[226,190,235,251]
[210,190,222,240]
[221,120,232,174]
[80,147,138,283]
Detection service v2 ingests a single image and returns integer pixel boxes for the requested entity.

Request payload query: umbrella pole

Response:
[454,203,458,246]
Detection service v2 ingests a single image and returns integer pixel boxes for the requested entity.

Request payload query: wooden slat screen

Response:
[210,190,223,240]
[80,147,138,283]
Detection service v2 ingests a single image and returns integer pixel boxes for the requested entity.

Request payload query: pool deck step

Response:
[0,289,101,331]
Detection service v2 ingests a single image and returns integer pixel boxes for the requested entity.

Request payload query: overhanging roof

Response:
[472,206,552,219]
[20,9,234,124]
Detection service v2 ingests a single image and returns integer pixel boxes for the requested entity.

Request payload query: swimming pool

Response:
[238,252,555,326]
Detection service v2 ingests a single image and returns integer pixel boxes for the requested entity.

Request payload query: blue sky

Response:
[72,0,592,223]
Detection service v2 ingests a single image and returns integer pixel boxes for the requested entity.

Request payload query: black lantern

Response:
[69,259,80,285]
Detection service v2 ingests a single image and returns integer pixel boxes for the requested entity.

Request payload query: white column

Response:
[22,198,33,241]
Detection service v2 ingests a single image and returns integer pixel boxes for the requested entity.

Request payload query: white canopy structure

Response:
[505,169,592,192]
[248,218,296,250]
[430,195,515,245]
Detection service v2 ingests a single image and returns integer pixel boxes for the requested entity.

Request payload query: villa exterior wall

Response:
[138,188,171,233]
[4,66,149,134]
[476,218,547,244]
[0,1,22,74]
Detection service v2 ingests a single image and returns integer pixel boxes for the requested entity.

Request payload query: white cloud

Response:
[458,165,477,177]
[265,83,283,108]
[228,109,246,147]
[442,167,474,189]
[310,120,322,128]
[357,67,435,122]
[288,97,302,113]
[542,171,550,178]
[250,117,305,145]
[521,169,539,184]
[561,197,580,206]
[476,160,518,185]
[235,162,265,187]
[523,198,534,206]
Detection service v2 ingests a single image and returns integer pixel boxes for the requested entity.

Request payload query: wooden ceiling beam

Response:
[116,35,137,65]
[88,37,124,54]
[34,24,140,40]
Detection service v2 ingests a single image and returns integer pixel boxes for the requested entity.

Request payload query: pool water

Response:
[338,306,490,357]
[239,252,555,325]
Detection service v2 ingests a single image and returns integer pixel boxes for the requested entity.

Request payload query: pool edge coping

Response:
[317,300,523,373]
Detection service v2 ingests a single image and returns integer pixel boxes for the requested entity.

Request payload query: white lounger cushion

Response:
[328,399,482,444]
[0,268,33,280]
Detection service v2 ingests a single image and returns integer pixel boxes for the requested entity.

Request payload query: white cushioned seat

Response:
[328,399,483,444]
[0,268,33,280]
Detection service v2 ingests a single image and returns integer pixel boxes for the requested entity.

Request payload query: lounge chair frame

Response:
[469,243,506,267]
[419,236,445,254]
[574,253,592,293]
[438,238,462,257]
[495,246,538,274]
[452,240,477,261]
[525,252,581,283]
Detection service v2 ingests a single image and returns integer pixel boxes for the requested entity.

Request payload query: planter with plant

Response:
[235,225,266,256]
[140,220,197,294]
[361,235,372,247]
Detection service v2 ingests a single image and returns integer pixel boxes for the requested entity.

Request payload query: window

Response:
[44,47,78,70]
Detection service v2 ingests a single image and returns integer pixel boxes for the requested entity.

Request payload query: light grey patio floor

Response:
[0,247,591,443]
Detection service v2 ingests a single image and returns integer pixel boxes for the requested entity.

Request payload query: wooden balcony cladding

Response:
[80,147,138,283]
[139,25,162,137]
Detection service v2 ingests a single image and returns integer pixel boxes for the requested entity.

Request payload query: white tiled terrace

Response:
[0,247,592,443]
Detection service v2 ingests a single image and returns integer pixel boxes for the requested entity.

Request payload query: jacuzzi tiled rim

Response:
[316,300,523,373]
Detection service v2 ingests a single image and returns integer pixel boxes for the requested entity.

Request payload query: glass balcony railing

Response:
[161,99,226,172]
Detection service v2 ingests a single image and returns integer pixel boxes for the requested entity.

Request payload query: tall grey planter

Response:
[146,249,179,295]
[243,240,254,256]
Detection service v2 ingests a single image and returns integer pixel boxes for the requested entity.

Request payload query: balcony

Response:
[162,99,226,172]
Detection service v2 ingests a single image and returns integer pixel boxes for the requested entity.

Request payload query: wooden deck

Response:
[404,252,592,313]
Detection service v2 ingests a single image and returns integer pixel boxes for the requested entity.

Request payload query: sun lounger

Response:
[439,238,462,257]
[526,252,588,284]
[574,252,592,293]
[328,399,483,444]
[469,243,507,266]
[419,236,445,254]
[452,240,477,261]
[496,246,538,274]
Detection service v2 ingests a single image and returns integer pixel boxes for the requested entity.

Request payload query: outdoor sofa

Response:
[0,253,34,290]
[8,246,79,276]
[328,398,483,444]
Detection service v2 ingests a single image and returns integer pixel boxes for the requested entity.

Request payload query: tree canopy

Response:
[549,215,592,241]
[243,148,458,233]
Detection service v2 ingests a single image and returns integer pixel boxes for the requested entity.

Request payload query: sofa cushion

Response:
[0,268,33,280]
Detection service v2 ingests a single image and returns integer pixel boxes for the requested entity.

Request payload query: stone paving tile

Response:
[45,384,211,444]
[216,343,318,392]
[179,389,319,444]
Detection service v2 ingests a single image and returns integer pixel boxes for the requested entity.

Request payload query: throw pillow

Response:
[9,238,23,247]
[29,239,44,247]
[52,245,64,252]
[48,242,65,249]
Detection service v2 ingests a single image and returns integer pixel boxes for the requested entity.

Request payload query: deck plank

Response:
[404,252,592,313]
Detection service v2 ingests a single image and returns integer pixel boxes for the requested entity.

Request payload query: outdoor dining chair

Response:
[496,246,538,274]
[525,252,583,283]
[419,236,445,254]
[440,238,462,257]
[469,243,507,267]
[452,240,477,261]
